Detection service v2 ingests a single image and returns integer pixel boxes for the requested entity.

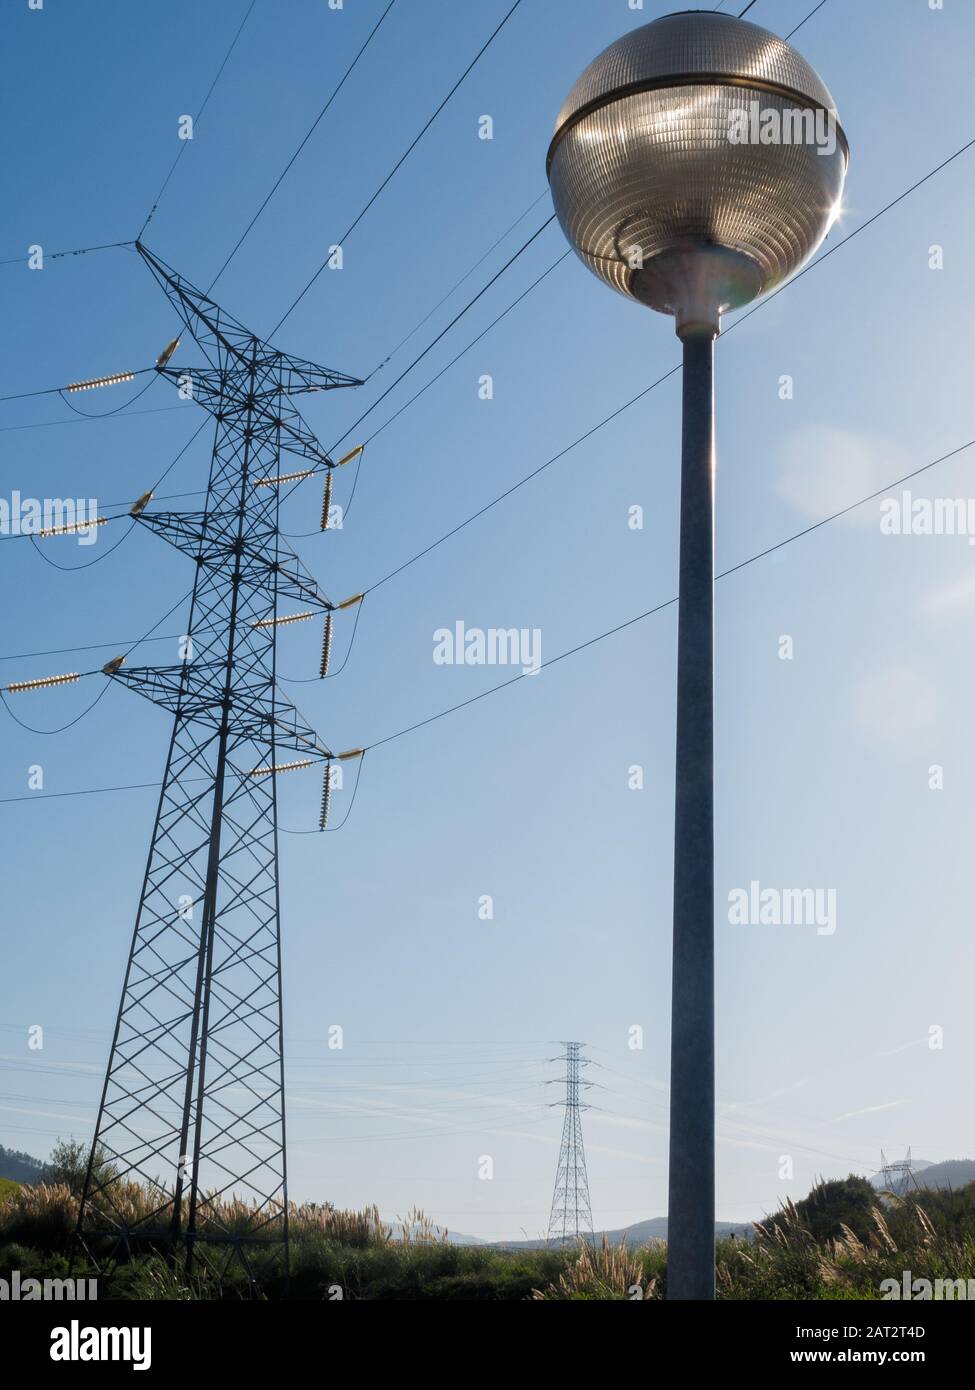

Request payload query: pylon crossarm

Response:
[139,241,361,391]
[268,705,331,761]
[275,353,363,395]
[133,509,216,555]
[138,242,261,369]
[269,563,331,610]
[106,663,222,714]
[156,366,341,468]
[132,509,333,609]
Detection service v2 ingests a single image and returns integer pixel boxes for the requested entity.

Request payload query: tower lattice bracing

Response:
[547,1041,594,1243]
[76,245,361,1276]
[879,1147,914,1196]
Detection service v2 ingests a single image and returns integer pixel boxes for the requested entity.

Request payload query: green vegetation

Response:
[2,1165,974,1299]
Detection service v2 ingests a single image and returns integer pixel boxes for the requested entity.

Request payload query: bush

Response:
[0,1183,78,1252]
[3,1152,974,1300]
[42,1139,92,1196]
[532,1236,654,1300]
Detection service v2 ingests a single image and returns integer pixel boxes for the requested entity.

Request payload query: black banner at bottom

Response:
[0,1295,967,1374]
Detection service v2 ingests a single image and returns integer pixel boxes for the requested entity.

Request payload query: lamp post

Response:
[546,10,848,1300]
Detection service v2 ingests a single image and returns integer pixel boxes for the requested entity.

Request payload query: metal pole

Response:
[666,328,716,1301]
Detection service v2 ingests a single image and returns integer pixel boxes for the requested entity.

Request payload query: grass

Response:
[2,1168,974,1300]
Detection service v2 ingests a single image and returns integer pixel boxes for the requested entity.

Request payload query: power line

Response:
[137,0,259,239]
[276,194,557,500]
[344,436,975,754]
[3,6,536,482]
[28,522,136,573]
[281,748,365,836]
[0,403,190,434]
[3,134,972,671]
[0,778,209,807]
[366,348,675,597]
[0,635,180,663]
[57,375,158,420]
[357,133,975,593]
[220,215,562,525]
[377,190,551,369]
[208,0,399,292]
[328,216,557,451]
[0,680,113,737]
[0,2,831,441]
[787,0,830,41]
[0,367,154,405]
[5,431,973,800]
[2,213,555,475]
[274,248,566,541]
[4,51,968,779]
[265,129,975,576]
[723,0,831,40]
[269,0,525,335]
[363,251,570,450]
[3,219,557,542]
[0,415,208,545]
[0,585,194,736]
[0,240,134,270]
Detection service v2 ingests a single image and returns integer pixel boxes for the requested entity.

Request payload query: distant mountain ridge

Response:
[871,1158,975,1193]
[386,1219,486,1246]
[491,1217,750,1250]
[492,1160,975,1248]
[0,1145,46,1184]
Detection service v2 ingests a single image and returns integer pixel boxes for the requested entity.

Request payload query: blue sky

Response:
[1,0,973,1240]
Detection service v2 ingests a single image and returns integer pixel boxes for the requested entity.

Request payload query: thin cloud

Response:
[831,1099,907,1123]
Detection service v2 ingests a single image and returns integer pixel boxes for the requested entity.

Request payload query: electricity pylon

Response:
[76,244,361,1279]
[546,1042,594,1244]
[879,1147,915,1196]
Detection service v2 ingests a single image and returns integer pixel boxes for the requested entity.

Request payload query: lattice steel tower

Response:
[76,244,361,1277]
[879,1148,915,1196]
[547,1042,594,1243]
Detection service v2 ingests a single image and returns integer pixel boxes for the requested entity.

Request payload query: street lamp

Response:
[546,10,848,1300]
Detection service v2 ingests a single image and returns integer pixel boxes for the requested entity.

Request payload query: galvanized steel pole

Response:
[666,329,716,1301]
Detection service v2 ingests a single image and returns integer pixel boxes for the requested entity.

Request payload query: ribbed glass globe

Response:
[547,11,849,330]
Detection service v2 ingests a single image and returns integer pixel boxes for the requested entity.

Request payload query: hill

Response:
[0,1145,45,1184]
[907,1158,975,1190]
[492,1217,749,1249]
[870,1158,975,1194]
[386,1218,485,1246]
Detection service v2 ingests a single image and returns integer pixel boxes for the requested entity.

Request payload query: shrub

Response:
[0,1182,77,1251]
[532,1236,652,1301]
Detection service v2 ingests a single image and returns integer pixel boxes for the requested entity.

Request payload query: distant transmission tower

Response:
[547,1042,594,1243]
[879,1147,914,1195]
[76,244,362,1278]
